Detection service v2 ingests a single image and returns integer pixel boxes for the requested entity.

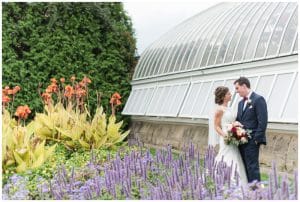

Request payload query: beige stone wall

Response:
[128,120,298,173]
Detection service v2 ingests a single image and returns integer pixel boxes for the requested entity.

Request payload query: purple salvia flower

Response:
[184,148,188,162]
[159,184,164,199]
[122,185,129,198]
[175,164,180,183]
[111,183,117,199]
[126,164,130,178]
[195,163,200,183]
[133,157,138,175]
[156,150,160,163]
[139,158,143,176]
[189,176,195,199]
[125,179,131,197]
[167,144,172,162]
[268,171,273,199]
[177,191,183,200]
[143,164,147,180]
[197,150,200,166]
[282,174,289,199]
[128,173,132,190]
[295,170,298,199]
[172,168,177,186]
[164,174,170,188]
[146,149,150,159]
[272,161,278,189]
[94,177,101,197]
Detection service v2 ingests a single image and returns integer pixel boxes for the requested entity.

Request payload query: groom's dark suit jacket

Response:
[236,92,268,145]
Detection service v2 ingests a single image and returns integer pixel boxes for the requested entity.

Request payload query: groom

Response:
[234,77,268,183]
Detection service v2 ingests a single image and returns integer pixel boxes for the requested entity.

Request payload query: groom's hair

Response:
[234,77,251,88]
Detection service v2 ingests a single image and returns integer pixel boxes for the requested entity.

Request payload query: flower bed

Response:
[2,76,298,200]
[3,144,297,200]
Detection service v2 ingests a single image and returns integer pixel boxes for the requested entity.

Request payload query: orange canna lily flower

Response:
[2,95,11,103]
[24,105,31,113]
[2,89,8,96]
[65,85,73,92]
[79,81,85,87]
[46,83,58,93]
[15,105,31,120]
[110,98,122,106]
[3,86,10,95]
[109,97,115,104]
[115,99,122,106]
[75,88,86,98]
[46,88,52,93]
[12,86,21,94]
[7,89,14,95]
[42,92,52,104]
[112,92,121,100]
[64,85,74,98]
[82,76,92,84]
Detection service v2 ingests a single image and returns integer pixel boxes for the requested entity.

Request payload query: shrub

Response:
[2,109,56,173]
[2,2,137,130]
[34,77,129,151]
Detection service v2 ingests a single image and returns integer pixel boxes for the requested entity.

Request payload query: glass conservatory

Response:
[122,2,298,171]
[124,2,298,123]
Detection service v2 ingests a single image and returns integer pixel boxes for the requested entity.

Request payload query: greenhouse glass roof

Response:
[133,2,298,80]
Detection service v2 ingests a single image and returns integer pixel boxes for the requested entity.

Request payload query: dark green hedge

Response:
[2,2,137,129]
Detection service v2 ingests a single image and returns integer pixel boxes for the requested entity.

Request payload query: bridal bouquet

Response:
[224,123,252,146]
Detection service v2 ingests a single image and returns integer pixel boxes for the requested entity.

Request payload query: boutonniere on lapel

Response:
[246,99,253,109]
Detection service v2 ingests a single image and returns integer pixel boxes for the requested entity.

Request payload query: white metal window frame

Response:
[145,82,190,117]
[122,85,157,115]
[125,70,298,123]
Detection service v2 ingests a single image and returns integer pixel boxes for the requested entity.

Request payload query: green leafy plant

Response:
[2,2,136,130]
[2,109,56,173]
[35,103,129,151]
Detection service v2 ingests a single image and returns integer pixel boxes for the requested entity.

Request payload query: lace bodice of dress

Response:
[217,105,236,130]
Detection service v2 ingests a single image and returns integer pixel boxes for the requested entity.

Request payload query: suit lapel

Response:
[241,92,256,118]
[238,100,244,119]
[241,101,247,118]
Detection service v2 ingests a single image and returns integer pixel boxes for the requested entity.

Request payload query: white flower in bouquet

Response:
[240,137,248,143]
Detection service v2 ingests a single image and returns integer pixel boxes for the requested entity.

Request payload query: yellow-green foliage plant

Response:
[34,103,76,143]
[57,106,130,150]
[37,104,130,151]
[2,109,56,173]
[35,77,129,151]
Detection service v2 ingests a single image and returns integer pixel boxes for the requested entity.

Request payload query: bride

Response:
[208,86,248,186]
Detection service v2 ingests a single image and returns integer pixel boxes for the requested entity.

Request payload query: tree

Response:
[2,2,137,129]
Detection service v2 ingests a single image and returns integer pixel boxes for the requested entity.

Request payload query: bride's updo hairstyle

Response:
[214,86,229,105]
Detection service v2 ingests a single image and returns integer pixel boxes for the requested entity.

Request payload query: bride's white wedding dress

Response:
[214,105,248,186]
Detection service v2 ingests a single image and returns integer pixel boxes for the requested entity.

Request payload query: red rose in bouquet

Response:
[224,124,251,146]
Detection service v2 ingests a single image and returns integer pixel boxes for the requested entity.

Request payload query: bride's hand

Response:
[232,121,243,127]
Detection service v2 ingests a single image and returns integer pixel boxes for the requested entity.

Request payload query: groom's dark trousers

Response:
[236,92,268,183]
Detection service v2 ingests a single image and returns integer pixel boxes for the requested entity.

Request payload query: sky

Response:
[123,1,221,55]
